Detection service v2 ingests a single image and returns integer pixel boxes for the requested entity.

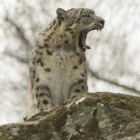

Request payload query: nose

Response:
[99,18,105,26]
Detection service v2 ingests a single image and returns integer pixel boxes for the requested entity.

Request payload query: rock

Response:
[0,93,140,140]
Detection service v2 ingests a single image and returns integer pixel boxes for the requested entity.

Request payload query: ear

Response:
[56,8,67,19]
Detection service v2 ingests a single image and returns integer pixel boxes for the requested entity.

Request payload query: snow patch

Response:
[76,97,86,105]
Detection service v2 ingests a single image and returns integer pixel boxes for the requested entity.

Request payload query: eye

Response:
[81,14,91,18]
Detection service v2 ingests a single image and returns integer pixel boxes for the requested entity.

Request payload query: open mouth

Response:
[79,28,102,51]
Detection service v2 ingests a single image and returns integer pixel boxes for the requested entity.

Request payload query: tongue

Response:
[82,32,91,49]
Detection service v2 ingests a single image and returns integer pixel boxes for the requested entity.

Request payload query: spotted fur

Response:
[27,8,104,118]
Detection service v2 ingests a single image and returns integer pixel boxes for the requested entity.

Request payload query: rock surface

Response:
[0,92,140,140]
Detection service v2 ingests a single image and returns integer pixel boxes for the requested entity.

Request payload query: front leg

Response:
[33,84,54,113]
[69,79,88,99]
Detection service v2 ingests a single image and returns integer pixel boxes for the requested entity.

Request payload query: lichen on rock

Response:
[0,93,140,140]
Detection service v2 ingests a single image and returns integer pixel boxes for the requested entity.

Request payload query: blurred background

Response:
[0,0,140,125]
